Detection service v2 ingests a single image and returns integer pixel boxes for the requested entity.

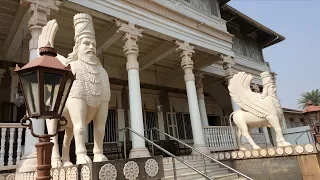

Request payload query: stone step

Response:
[164,163,220,177]
[163,159,213,169]
[193,173,240,180]
[164,168,230,180]
[212,173,240,180]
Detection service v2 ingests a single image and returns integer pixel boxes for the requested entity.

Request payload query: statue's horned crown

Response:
[260,71,273,86]
[73,13,95,42]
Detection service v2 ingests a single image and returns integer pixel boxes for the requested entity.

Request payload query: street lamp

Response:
[15,43,75,180]
[303,101,320,143]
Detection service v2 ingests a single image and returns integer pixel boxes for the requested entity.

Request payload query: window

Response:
[88,109,117,143]
[289,117,295,128]
[184,0,219,17]
[143,111,159,140]
[166,112,193,140]
[166,112,179,138]
[300,118,306,126]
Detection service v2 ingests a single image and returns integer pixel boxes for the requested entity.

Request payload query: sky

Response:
[228,0,320,110]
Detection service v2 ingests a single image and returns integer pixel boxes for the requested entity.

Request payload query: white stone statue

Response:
[38,13,111,167]
[228,71,290,150]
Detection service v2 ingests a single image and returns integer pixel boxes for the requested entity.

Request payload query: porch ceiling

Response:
[0,2,219,89]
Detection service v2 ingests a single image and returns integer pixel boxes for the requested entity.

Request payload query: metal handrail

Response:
[295,129,312,144]
[119,127,212,180]
[145,127,253,180]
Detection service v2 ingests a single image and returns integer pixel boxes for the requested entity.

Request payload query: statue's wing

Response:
[228,72,272,118]
[38,19,69,66]
[38,19,58,49]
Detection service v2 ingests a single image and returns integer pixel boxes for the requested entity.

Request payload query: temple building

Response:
[0,0,292,178]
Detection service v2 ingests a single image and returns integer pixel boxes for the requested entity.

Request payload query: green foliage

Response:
[297,89,320,109]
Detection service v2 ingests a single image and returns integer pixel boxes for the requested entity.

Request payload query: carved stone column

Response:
[17,0,61,173]
[195,70,209,126]
[176,40,210,154]
[220,54,240,111]
[116,20,150,158]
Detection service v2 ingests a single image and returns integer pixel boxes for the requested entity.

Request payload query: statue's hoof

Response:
[93,154,108,162]
[76,154,92,164]
[252,145,261,149]
[278,141,291,147]
[239,147,247,151]
[62,161,73,167]
[51,160,62,168]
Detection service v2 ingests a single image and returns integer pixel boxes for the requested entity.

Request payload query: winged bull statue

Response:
[39,13,111,167]
[228,71,291,150]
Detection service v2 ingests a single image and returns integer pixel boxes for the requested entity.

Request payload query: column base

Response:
[16,152,38,173]
[129,147,151,158]
[191,144,210,155]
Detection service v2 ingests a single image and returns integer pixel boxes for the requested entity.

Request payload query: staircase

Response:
[163,156,247,180]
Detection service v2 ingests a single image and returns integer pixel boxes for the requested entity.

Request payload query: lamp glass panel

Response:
[58,77,72,115]
[20,71,39,114]
[43,73,62,112]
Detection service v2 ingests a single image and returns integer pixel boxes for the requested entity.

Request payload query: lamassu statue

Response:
[39,13,111,167]
[228,71,291,150]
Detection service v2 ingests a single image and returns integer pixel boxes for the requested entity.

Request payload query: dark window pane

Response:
[20,71,39,114]
[43,73,62,111]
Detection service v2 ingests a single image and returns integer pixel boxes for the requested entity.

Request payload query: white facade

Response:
[0,0,286,171]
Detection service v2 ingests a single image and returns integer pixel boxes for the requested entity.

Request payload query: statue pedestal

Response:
[13,156,164,180]
[214,143,320,180]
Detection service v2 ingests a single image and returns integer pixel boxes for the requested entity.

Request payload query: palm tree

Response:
[297,89,320,109]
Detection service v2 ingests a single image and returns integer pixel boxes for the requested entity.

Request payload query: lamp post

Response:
[303,101,320,143]
[15,43,74,180]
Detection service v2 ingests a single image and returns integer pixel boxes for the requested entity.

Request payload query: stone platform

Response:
[10,156,164,180]
[214,143,320,180]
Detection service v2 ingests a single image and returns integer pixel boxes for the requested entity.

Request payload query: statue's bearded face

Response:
[268,85,277,95]
[77,37,99,63]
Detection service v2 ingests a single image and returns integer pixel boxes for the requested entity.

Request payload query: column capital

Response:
[115,20,144,37]
[175,40,195,68]
[195,70,204,99]
[175,41,195,82]
[21,0,61,28]
[219,54,235,68]
[116,20,143,70]
[219,54,235,83]
[251,83,261,93]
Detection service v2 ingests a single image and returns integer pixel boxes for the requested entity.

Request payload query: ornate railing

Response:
[203,126,238,151]
[0,123,26,171]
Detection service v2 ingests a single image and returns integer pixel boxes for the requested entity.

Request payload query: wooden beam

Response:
[109,77,188,94]
[160,55,219,85]
[96,24,123,56]
[139,41,176,71]
[1,7,29,61]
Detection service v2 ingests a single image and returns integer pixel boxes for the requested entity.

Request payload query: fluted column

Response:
[17,0,61,172]
[116,20,150,158]
[195,70,209,127]
[176,40,210,154]
[220,54,240,111]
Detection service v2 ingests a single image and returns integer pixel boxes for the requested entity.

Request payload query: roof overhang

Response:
[282,108,303,114]
[220,4,285,48]
[218,0,230,6]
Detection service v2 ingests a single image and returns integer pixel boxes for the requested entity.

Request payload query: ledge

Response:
[213,143,319,161]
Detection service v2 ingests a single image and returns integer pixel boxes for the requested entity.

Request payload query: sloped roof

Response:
[283,108,303,114]
[220,4,285,48]
[303,101,320,113]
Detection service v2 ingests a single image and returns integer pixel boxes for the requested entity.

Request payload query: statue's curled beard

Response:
[78,53,100,65]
